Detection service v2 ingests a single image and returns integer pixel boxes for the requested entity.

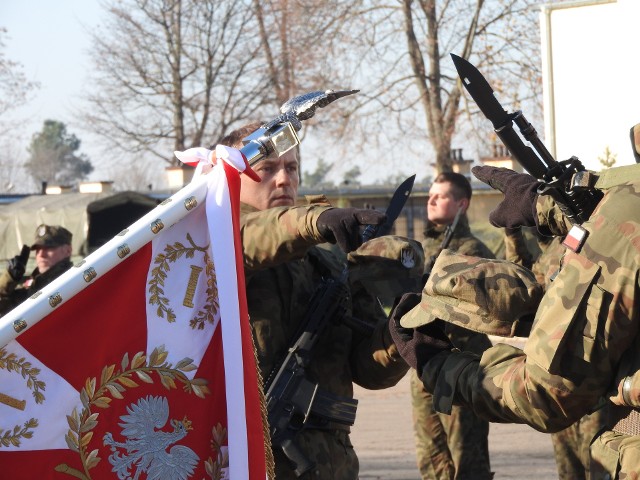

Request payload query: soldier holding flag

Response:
[218,121,422,479]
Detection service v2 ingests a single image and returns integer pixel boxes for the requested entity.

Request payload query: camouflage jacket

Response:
[241,201,410,383]
[0,258,73,317]
[504,227,565,287]
[422,215,495,353]
[422,215,495,268]
[421,171,640,477]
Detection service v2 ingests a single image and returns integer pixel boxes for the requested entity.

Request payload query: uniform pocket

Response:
[590,431,621,479]
[525,251,603,376]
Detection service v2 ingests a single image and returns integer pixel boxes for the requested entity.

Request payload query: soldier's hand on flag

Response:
[317,208,386,253]
[472,165,540,229]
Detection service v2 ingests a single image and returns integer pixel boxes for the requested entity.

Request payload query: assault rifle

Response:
[264,268,354,476]
[451,54,603,225]
[422,206,463,284]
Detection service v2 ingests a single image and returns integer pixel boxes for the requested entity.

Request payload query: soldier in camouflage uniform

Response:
[0,224,73,316]
[218,123,418,479]
[412,172,494,480]
[391,160,640,478]
[505,226,606,479]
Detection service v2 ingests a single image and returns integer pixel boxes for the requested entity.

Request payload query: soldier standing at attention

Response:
[217,122,419,479]
[391,153,640,478]
[412,171,494,480]
[0,224,73,316]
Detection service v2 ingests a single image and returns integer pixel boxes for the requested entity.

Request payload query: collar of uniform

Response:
[423,214,471,239]
[304,194,331,205]
[240,202,260,215]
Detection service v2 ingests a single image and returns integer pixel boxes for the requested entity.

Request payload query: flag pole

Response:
[0,173,211,348]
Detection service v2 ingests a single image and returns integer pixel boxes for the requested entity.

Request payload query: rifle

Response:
[451,54,603,226]
[264,176,415,476]
[264,268,352,476]
[422,206,463,284]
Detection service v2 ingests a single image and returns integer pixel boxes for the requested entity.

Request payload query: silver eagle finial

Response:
[241,89,359,166]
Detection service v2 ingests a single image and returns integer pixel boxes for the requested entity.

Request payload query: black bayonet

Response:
[452,53,549,179]
[451,54,511,131]
[361,174,416,241]
[451,53,602,225]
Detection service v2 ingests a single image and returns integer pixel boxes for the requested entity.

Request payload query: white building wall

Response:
[540,0,640,170]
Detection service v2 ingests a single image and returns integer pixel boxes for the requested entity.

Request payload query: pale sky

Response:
[4,0,637,188]
[2,1,102,140]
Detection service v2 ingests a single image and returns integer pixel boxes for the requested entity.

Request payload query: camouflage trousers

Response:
[273,428,358,480]
[410,369,492,480]
[550,407,607,479]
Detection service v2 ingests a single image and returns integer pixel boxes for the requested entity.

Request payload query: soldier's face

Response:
[427,181,468,226]
[35,244,72,273]
[239,149,299,210]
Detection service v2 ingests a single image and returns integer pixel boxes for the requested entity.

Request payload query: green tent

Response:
[0,191,161,260]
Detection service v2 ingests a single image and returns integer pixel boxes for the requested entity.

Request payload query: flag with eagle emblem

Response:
[0,146,268,479]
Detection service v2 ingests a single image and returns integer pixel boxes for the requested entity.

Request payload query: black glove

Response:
[317,208,386,253]
[472,165,541,229]
[7,245,30,281]
[388,292,452,375]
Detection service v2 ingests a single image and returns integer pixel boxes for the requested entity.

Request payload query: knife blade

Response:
[451,54,511,130]
[361,174,416,242]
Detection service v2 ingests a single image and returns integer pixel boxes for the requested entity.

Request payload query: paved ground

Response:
[351,339,559,479]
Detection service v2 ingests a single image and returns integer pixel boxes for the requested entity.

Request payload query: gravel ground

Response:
[351,338,559,479]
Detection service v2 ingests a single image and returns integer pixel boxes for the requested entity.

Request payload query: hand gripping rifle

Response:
[451,54,603,225]
[264,175,415,477]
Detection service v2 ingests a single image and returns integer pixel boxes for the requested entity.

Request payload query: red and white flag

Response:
[0,146,267,479]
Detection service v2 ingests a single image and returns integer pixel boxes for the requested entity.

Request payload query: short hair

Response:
[433,172,472,201]
[212,121,265,149]
[213,120,301,162]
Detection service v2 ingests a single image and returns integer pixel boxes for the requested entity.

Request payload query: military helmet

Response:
[347,235,424,298]
[400,249,543,337]
[31,224,73,250]
[631,122,640,163]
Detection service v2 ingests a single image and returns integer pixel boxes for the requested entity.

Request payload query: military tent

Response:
[0,191,161,260]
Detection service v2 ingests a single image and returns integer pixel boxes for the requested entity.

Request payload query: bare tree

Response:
[346,0,542,174]
[82,0,272,167]
[0,135,36,193]
[252,0,362,106]
[0,27,39,136]
[79,0,544,184]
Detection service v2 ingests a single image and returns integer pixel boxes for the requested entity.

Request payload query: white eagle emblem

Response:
[400,247,416,269]
[103,395,199,480]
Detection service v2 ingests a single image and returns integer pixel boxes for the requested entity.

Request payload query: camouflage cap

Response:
[631,122,640,163]
[400,249,543,337]
[31,224,73,250]
[347,235,424,298]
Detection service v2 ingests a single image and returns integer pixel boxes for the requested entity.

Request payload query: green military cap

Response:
[400,249,543,337]
[347,235,424,298]
[31,224,73,250]
[632,122,640,163]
